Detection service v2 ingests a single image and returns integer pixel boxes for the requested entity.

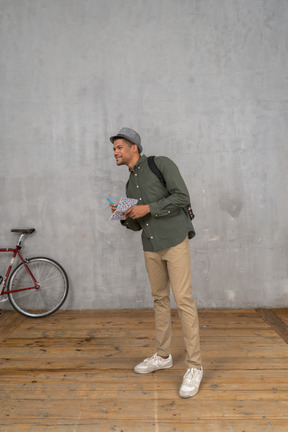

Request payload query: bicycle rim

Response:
[8,257,69,318]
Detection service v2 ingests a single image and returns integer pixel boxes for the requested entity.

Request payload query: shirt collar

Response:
[129,154,147,172]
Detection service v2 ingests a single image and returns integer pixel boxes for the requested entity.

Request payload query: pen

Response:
[106,198,117,207]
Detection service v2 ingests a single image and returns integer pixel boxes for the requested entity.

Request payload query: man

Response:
[109,127,203,398]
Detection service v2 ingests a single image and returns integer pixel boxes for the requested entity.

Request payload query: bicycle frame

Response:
[0,246,38,295]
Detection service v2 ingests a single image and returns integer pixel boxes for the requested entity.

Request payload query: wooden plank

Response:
[8,327,279,340]
[0,356,287,372]
[2,338,288,357]
[256,308,288,343]
[1,386,287,401]
[1,369,288,394]
[0,420,287,432]
[8,309,273,332]
[0,398,288,421]
[3,333,283,345]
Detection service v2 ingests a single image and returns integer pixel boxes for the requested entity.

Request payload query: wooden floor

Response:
[0,308,288,432]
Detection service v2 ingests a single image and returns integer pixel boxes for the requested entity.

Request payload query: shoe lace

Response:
[144,353,158,364]
[183,368,200,385]
[144,353,164,365]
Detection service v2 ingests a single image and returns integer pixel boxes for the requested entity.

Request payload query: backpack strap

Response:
[147,156,166,187]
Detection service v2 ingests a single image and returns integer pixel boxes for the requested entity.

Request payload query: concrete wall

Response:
[1,0,287,309]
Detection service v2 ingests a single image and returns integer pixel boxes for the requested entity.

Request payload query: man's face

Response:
[113,139,135,166]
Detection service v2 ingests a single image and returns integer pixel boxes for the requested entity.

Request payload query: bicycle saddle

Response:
[11,228,36,235]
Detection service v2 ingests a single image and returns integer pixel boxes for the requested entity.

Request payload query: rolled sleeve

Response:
[120,218,142,231]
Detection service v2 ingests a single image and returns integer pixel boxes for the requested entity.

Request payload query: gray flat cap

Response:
[110,127,142,153]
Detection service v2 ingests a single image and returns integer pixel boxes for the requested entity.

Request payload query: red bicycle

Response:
[0,229,69,318]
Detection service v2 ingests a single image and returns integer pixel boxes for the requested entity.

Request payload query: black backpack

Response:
[147,156,195,220]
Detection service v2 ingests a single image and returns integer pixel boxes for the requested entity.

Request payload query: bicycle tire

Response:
[8,257,69,318]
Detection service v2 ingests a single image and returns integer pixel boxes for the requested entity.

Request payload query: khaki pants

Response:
[144,237,202,369]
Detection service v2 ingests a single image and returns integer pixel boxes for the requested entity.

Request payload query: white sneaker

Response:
[134,353,173,374]
[179,367,203,398]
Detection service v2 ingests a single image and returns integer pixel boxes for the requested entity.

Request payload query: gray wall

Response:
[1,0,287,309]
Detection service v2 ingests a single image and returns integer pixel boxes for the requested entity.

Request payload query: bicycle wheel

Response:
[8,257,69,318]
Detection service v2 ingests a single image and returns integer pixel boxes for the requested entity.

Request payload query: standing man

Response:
[109,127,203,398]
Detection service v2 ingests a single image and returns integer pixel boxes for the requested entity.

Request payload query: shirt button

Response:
[138,166,140,169]
[151,236,153,239]
[168,211,170,214]
[155,214,158,217]
[139,198,142,201]
[135,173,137,176]
[136,185,139,188]
[146,223,149,226]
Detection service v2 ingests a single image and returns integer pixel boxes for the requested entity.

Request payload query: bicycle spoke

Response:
[8,257,68,318]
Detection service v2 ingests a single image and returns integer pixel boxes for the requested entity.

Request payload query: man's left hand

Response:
[124,205,150,219]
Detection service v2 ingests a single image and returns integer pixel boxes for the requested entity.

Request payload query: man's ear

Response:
[132,144,139,154]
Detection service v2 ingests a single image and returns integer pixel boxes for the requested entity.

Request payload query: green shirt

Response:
[121,155,195,252]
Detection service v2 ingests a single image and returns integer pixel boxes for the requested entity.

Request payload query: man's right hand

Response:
[109,203,118,213]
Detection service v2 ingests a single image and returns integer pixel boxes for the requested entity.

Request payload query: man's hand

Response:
[124,205,150,219]
[109,203,118,213]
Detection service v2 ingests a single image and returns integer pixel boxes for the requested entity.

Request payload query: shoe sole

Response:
[179,389,199,398]
[134,363,173,374]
